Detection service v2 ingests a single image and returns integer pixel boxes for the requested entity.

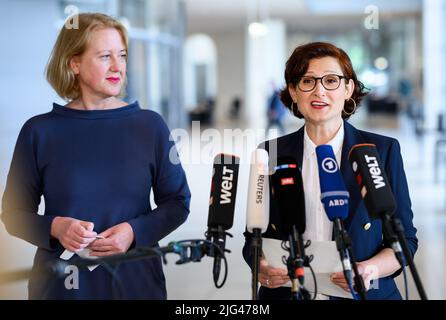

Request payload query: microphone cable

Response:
[402,265,409,300]
[280,239,315,300]
[202,232,231,288]
[165,237,230,288]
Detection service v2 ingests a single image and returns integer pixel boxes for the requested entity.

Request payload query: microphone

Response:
[315,145,366,300]
[246,149,270,300]
[348,144,404,266]
[271,157,306,235]
[348,144,396,219]
[271,156,310,300]
[207,153,240,288]
[348,143,428,300]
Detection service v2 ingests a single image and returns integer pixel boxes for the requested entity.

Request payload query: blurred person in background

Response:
[266,82,287,135]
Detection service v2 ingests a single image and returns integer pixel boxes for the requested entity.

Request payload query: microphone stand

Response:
[0,268,31,284]
[52,239,221,275]
[1,239,232,300]
[205,226,233,288]
[286,225,311,300]
[250,229,262,300]
[333,219,367,300]
[382,214,428,300]
[2,249,172,291]
[51,244,181,274]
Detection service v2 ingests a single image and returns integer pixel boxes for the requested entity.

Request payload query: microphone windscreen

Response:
[208,153,240,230]
[348,144,396,218]
[271,156,306,235]
[315,145,349,221]
[246,149,270,233]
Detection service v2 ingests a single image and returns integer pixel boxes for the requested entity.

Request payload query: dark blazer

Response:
[243,120,418,300]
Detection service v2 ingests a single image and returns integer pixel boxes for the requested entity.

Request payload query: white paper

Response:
[59,236,105,271]
[59,249,99,271]
[262,238,353,299]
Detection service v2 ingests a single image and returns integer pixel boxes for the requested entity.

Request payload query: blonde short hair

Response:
[46,13,128,101]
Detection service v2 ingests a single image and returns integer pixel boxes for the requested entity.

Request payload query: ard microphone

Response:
[315,145,349,220]
[271,156,309,299]
[316,145,366,299]
[246,149,269,300]
[207,153,239,287]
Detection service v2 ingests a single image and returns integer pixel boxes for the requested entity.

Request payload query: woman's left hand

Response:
[88,222,134,256]
[330,262,373,293]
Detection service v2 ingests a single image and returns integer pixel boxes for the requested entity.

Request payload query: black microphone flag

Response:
[208,154,239,230]
[348,143,396,219]
[207,153,239,288]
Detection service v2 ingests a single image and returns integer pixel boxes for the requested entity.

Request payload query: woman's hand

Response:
[88,222,134,257]
[330,249,399,293]
[258,258,290,288]
[330,262,374,292]
[50,216,97,252]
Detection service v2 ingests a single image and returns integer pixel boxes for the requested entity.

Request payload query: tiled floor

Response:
[0,112,445,299]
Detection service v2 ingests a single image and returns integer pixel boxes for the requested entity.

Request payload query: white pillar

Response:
[423,0,446,130]
[246,20,286,130]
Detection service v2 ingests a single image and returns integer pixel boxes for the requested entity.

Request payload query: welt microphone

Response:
[316,145,366,299]
[349,143,428,300]
[207,153,239,287]
[246,149,269,300]
[271,156,308,298]
[348,144,404,266]
[348,144,396,218]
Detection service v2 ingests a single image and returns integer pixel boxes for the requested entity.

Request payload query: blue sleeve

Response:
[384,139,418,272]
[243,229,254,270]
[127,116,191,247]
[1,121,56,250]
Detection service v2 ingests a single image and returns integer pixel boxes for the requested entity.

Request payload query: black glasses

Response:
[296,74,347,92]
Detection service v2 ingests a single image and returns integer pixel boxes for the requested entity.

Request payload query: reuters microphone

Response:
[246,149,269,300]
[207,153,239,288]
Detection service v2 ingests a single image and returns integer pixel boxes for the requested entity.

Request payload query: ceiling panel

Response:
[184,0,421,33]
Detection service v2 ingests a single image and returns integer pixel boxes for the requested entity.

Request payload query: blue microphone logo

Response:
[322,157,338,173]
[316,145,350,221]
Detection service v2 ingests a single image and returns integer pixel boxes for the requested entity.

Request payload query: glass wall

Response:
[286,13,422,123]
[59,0,186,128]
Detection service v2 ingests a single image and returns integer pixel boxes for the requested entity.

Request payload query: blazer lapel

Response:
[286,123,363,232]
[295,126,305,170]
[340,121,365,231]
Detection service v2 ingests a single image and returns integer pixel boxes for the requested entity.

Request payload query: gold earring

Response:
[343,98,357,116]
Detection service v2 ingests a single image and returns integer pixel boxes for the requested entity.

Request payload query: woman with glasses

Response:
[243,42,418,300]
[1,13,191,299]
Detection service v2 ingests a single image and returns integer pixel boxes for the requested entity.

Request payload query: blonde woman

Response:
[1,13,190,299]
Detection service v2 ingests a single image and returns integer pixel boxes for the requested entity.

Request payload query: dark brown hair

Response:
[280,42,368,119]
